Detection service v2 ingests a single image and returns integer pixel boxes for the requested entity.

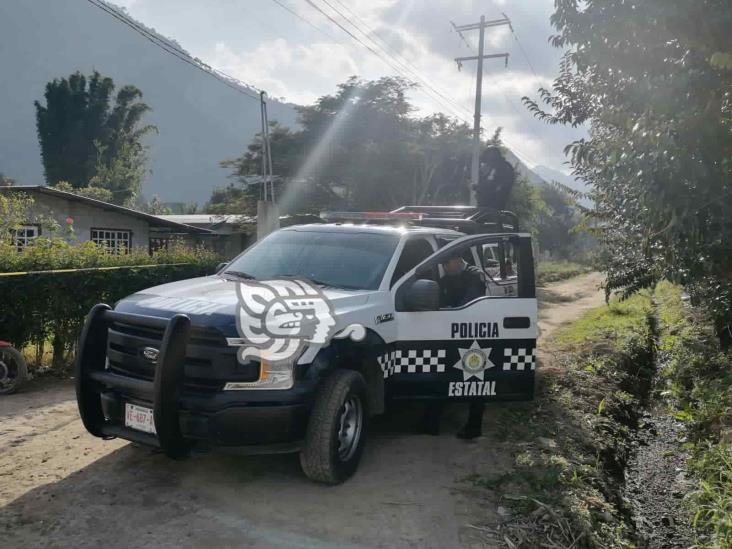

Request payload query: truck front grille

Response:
[105,321,258,396]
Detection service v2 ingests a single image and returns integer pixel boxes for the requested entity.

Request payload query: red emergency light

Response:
[320,211,423,222]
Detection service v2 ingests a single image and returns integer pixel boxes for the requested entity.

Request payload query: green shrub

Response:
[536,260,593,285]
[0,237,221,370]
[689,443,732,547]
[655,281,732,547]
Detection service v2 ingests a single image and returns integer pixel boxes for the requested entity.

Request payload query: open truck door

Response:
[383,233,537,402]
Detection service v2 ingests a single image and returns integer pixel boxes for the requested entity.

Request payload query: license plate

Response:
[124,403,156,434]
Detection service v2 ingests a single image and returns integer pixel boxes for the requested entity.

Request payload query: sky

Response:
[111,0,586,173]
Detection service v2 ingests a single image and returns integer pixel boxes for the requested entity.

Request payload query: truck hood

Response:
[114,275,382,338]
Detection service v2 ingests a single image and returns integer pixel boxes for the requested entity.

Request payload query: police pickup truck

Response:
[76,206,537,484]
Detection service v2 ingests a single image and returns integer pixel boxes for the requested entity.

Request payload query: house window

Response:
[12,225,40,251]
[91,228,132,254]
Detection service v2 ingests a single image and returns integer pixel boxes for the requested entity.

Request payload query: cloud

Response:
[195,0,584,171]
[110,0,144,10]
[211,39,362,105]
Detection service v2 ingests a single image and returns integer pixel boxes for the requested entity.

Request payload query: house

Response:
[2,185,212,254]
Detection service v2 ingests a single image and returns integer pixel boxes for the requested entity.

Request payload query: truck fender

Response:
[301,329,387,416]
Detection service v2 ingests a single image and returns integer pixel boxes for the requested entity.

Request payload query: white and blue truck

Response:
[75,206,537,483]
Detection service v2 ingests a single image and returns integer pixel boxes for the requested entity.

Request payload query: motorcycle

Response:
[0,341,27,395]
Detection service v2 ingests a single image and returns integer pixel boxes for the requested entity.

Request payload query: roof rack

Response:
[320,206,519,234]
[391,206,519,234]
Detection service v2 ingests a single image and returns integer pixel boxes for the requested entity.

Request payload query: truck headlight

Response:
[223,359,295,391]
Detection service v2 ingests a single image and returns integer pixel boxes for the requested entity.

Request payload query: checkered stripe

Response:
[503,347,536,371]
[377,349,447,378]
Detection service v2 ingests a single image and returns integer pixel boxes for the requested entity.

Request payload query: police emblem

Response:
[452,340,495,380]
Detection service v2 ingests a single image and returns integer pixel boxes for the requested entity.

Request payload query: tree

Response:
[140,195,171,215]
[34,71,156,205]
[0,173,16,187]
[535,183,583,260]
[219,77,473,214]
[0,192,34,242]
[53,181,113,203]
[410,113,472,205]
[525,0,732,344]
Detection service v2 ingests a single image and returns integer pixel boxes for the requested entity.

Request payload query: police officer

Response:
[423,252,487,439]
[438,253,487,308]
[474,146,515,210]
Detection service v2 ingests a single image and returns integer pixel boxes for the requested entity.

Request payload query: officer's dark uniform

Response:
[474,146,515,210]
[439,264,487,309]
[423,261,487,439]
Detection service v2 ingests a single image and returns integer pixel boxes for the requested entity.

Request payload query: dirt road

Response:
[0,273,604,549]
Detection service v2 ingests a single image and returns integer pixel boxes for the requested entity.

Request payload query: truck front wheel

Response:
[300,369,368,484]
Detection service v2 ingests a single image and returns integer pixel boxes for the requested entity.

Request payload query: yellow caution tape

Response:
[0,263,194,277]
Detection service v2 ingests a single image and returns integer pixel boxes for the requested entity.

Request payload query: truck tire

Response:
[300,369,369,484]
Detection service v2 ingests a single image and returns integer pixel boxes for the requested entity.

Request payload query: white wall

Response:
[29,193,151,250]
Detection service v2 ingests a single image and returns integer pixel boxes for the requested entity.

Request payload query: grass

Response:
[472,282,730,547]
[655,281,732,548]
[467,293,654,547]
[536,260,593,285]
[553,291,653,350]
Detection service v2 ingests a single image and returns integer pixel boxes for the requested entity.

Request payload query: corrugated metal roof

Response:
[156,214,255,225]
[1,186,212,234]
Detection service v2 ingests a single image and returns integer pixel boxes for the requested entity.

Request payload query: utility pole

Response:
[257,91,279,240]
[452,16,510,205]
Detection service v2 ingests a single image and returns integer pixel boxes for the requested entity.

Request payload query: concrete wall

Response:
[217,232,253,260]
[28,193,151,250]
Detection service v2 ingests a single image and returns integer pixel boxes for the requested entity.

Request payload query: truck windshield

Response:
[224,229,400,290]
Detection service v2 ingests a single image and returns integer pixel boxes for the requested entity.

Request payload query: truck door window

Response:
[390,238,436,286]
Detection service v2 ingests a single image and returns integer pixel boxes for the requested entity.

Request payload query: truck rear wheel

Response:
[300,369,368,484]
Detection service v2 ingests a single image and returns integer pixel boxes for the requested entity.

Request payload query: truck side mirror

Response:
[216,262,229,273]
[404,279,440,311]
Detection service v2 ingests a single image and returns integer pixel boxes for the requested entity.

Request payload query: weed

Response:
[655,281,732,548]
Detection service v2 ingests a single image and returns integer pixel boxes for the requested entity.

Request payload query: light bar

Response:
[320,211,423,222]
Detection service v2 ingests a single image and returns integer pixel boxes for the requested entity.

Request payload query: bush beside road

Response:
[536,260,593,285]
[0,238,221,371]
[655,283,732,548]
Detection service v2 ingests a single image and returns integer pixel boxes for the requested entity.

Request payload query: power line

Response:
[451,20,472,50]
[312,4,543,173]
[455,21,531,122]
[503,14,539,78]
[501,138,537,167]
[274,0,475,124]
[301,0,473,123]
[327,0,475,121]
[452,16,512,202]
[306,0,472,121]
[452,16,542,169]
[268,0,343,43]
[84,0,262,100]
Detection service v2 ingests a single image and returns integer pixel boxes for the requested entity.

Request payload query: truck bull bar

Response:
[75,303,192,458]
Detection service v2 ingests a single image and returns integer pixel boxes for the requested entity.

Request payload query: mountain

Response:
[502,150,549,188]
[532,164,588,194]
[0,0,298,204]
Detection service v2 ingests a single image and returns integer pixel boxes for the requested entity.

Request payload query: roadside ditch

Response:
[470,289,703,548]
